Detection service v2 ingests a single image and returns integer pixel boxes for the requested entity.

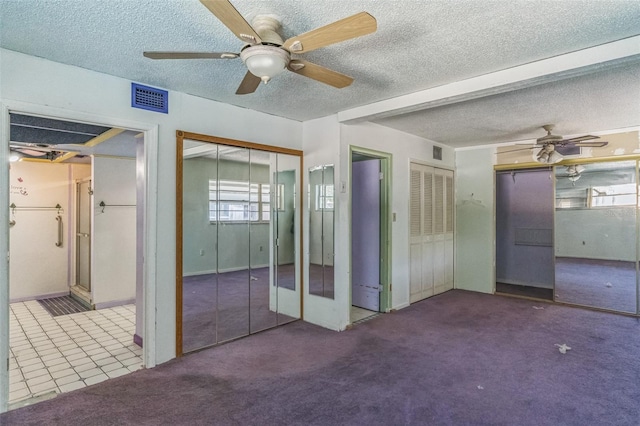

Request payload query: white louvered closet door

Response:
[409,163,454,304]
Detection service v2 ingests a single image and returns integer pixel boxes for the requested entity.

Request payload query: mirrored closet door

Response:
[308,165,335,299]
[554,160,638,314]
[178,134,301,354]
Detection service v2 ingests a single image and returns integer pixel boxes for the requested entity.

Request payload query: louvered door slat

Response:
[410,169,422,237]
[423,172,433,235]
[434,174,444,234]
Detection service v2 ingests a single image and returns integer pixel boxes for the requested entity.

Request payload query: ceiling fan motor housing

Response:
[240,15,290,83]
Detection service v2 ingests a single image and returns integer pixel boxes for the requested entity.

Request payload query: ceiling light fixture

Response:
[536,144,563,164]
[9,151,23,162]
[240,45,290,84]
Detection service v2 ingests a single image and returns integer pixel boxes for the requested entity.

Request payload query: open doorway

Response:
[350,148,391,324]
[495,168,554,300]
[4,112,147,408]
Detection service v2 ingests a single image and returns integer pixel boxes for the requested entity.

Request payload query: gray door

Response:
[351,159,380,311]
[76,179,92,291]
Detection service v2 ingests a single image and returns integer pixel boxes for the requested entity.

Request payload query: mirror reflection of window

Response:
[315,184,334,210]
[180,138,302,354]
[208,180,272,222]
[308,165,335,299]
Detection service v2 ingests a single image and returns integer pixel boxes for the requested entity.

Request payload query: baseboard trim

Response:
[133,334,143,348]
[94,298,135,310]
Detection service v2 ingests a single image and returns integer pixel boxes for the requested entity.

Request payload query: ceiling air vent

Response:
[433,146,442,161]
[131,83,168,114]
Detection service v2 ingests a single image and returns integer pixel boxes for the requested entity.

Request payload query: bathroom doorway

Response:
[2,109,154,410]
[350,147,391,323]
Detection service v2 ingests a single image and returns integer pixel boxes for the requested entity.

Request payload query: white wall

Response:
[1,48,303,365]
[91,157,137,308]
[303,118,455,331]
[9,161,89,301]
[341,123,455,313]
[454,147,495,293]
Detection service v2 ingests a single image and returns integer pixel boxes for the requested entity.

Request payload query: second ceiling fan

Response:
[502,125,609,164]
[144,0,377,95]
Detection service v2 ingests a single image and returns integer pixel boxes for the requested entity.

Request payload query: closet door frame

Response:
[175,130,303,357]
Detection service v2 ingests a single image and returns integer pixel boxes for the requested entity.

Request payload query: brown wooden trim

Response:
[175,129,304,355]
[176,131,184,357]
[179,130,303,156]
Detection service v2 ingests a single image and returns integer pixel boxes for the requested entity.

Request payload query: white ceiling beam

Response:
[338,35,640,124]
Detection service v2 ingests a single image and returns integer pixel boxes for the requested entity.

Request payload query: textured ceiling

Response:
[373,61,640,147]
[2,0,640,148]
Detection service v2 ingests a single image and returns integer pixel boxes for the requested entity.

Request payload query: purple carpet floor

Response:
[3,290,639,425]
[182,265,297,352]
[555,257,637,313]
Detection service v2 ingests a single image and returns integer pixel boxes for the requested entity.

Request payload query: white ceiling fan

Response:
[143,0,377,95]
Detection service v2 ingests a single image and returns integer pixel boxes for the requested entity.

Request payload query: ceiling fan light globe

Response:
[241,45,290,84]
[537,150,549,163]
[549,151,563,163]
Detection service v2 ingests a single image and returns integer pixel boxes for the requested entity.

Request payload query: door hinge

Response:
[379,172,384,180]
[390,283,392,291]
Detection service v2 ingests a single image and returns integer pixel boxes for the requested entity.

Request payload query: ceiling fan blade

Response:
[563,134,600,143]
[288,60,353,88]
[496,146,537,154]
[282,12,376,54]
[236,71,261,95]
[199,0,262,44]
[17,148,47,157]
[143,51,238,60]
[572,141,609,148]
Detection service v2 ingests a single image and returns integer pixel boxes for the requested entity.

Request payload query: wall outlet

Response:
[259,245,263,252]
[199,249,204,256]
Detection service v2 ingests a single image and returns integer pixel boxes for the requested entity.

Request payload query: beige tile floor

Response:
[350,306,378,323]
[9,301,143,406]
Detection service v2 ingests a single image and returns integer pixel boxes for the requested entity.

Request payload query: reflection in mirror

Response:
[181,140,219,352]
[180,137,302,353]
[274,153,300,324]
[554,160,638,314]
[215,146,251,342]
[247,150,277,334]
[309,165,335,299]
